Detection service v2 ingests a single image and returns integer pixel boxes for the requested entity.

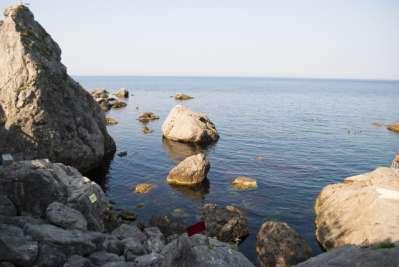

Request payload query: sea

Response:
[76,76,399,263]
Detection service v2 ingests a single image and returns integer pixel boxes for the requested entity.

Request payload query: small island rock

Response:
[137,112,160,123]
[133,183,154,194]
[174,93,194,100]
[114,88,129,98]
[166,153,210,186]
[387,122,399,133]
[162,105,219,145]
[232,176,257,190]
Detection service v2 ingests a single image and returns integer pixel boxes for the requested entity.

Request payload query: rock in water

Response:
[114,88,129,98]
[174,93,193,100]
[0,5,115,172]
[256,221,312,267]
[315,167,399,250]
[166,153,210,186]
[387,122,399,133]
[162,105,219,145]
[231,176,257,190]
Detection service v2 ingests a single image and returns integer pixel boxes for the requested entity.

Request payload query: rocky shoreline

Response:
[0,3,398,267]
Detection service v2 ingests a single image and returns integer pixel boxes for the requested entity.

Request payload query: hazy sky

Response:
[1,0,398,79]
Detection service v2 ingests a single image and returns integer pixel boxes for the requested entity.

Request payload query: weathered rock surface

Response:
[0,5,115,172]
[64,255,95,267]
[315,167,399,250]
[202,203,249,243]
[256,221,312,267]
[162,105,219,145]
[295,244,399,267]
[46,202,87,230]
[166,153,210,186]
[111,224,147,242]
[174,93,193,100]
[114,88,129,98]
[232,176,257,190]
[387,122,399,133]
[137,112,160,123]
[0,160,108,231]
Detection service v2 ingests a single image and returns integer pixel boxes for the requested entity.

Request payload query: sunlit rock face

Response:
[0,5,115,172]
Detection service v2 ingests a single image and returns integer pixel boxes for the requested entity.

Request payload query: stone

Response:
[89,251,121,266]
[0,5,115,172]
[202,203,249,243]
[142,126,153,134]
[0,160,108,231]
[231,176,257,190]
[0,215,44,228]
[162,105,219,145]
[387,122,399,133]
[0,196,16,216]
[166,153,210,186]
[137,112,160,123]
[144,227,165,253]
[46,202,88,230]
[134,252,164,266]
[35,242,67,267]
[133,183,154,194]
[174,93,193,100]
[102,236,124,255]
[111,224,147,242]
[114,88,129,98]
[315,167,399,250]
[1,154,13,166]
[102,262,135,267]
[0,224,38,266]
[91,89,109,99]
[24,223,97,256]
[64,255,95,267]
[295,244,399,267]
[112,101,127,109]
[117,151,128,157]
[256,221,312,267]
[106,117,118,126]
[122,238,147,261]
[149,214,186,237]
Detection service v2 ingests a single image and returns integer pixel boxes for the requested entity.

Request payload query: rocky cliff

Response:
[0,5,115,172]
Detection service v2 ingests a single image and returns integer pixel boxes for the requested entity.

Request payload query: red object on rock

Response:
[186,221,206,236]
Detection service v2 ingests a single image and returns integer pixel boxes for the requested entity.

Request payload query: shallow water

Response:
[77,76,399,263]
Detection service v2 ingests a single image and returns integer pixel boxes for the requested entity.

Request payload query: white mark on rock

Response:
[376,188,399,200]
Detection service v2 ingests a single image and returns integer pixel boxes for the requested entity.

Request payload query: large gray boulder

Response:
[315,167,399,250]
[202,203,249,243]
[162,105,219,145]
[295,244,399,267]
[0,160,108,231]
[46,202,88,230]
[256,221,312,267]
[0,4,115,172]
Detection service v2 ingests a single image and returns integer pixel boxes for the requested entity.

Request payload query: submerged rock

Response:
[387,122,399,133]
[137,112,160,123]
[231,176,257,190]
[117,151,128,157]
[315,167,399,250]
[114,88,129,98]
[202,203,249,243]
[166,153,210,186]
[133,183,154,194]
[0,160,108,231]
[105,117,118,126]
[162,105,219,145]
[142,126,153,134]
[0,5,115,172]
[111,101,127,109]
[256,221,312,267]
[174,93,194,100]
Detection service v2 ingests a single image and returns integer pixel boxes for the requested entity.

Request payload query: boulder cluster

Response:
[90,89,128,112]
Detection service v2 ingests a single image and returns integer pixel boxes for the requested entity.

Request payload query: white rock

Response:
[166,153,210,186]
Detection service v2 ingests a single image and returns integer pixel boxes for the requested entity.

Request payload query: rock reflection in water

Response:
[169,179,210,201]
[162,138,206,162]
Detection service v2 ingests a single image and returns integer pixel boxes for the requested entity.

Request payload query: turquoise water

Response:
[77,76,399,263]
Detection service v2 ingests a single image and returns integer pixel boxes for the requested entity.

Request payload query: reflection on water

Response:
[85,153,114,191]
[162,138,205,162]
[168,178,210,201]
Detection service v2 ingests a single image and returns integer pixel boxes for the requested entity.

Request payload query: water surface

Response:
[77,76,399,263]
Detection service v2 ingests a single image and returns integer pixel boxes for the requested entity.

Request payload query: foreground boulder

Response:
[295,244,399,267]
[315,167,399,250]
[387,122,399,133]
[0,5,115,172]
[162,105,219,145]
[0,159,108,231]
[166,153,210,186]
[256,221,312,267]
[202,203,249,243]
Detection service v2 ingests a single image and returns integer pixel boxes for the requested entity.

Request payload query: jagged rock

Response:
[387,122,399,133]
[122,238,147,261]
[114,88,129,98]
[137,112,160,123]
[102,236,124,255]
[295,244,399,267]
[91,89,109,99]
[166,153,210,186]
[174,93,193,100]
[111,224,147,242]
[0,160,108,231]
[46,202,88,230]
[0,224,38,267]
[105,117,118,126]
[315,167,399,250]
[161,234,254,267]
[0,5,115,172]
[202,203,249,243]
[149,214,186,237]
[231,176,257,190]
[256,221,312,267]
[144,227,165,253]
[35,242,67,267]
[24,223,98,256]
[133,183,154,194]
[162,105,219,144]
[0,196,16,216]
[89,251,122,265]
[134,252,164,266]
[64,255,95,267]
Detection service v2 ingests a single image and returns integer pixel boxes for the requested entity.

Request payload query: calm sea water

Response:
[77,76,399,263]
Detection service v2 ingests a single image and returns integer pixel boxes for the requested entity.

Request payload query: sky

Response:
[0,0,398,80]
